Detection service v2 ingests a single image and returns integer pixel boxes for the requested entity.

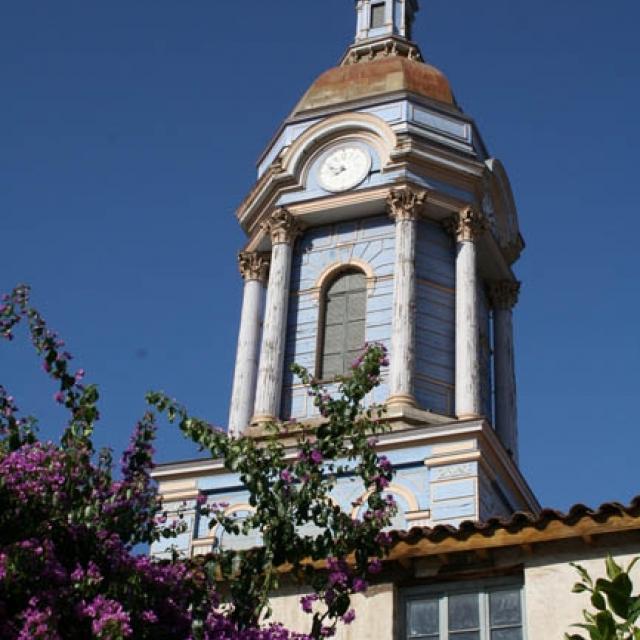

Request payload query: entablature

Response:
[237,101,522,266]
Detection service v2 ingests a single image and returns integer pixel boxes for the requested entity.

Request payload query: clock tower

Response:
[152,0,538,560]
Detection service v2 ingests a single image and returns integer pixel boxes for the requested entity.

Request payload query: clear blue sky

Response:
[1,0,638,511]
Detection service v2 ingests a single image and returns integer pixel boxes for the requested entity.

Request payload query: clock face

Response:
[318,146,371,193]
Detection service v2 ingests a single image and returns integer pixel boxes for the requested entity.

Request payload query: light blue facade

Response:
[280,215,493,423]
[282,215,395,421]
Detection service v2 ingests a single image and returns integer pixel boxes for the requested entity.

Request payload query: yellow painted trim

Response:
[350,483,420,519]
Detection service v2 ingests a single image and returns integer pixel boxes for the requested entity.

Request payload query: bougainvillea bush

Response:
[0,285,396,639]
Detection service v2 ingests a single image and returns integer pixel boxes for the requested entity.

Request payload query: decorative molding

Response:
[238,251,270,283]
[502,234,525,264]
[313,258,377,300]
[444,207,488,242]
[262,208,302,246]
[387,186,428,222]
[342,37,423,66]
[350,483,420,519]
[487,280,521,311]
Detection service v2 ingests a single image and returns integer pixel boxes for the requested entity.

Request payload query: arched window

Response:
[319,270,366,379]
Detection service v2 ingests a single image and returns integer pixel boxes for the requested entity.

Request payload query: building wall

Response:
[282,215,395,421]
[524,545,640,640]
[281,216,468,421]
[253,543,640,639]
[270,583,396,640]
[415,220,456,416]
[150,428,537,558]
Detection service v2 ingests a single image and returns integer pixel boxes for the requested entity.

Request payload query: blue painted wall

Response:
[279,214,493,424]
[415,220,456,415]
[281,215,395,421]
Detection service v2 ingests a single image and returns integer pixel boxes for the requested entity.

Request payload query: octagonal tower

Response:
[152,0,537,560]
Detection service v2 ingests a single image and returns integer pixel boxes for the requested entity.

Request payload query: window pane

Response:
[370,2,386,29]
[327,276,347,295]
[346,320,365,350]
[322,354,342,379]
[492,629,522,640]
[325,296,346,325]
[450,633,480,640]
[449,593,480,631]
[407,599,439,637]
[347,290,366,320]
[323,325,343,355]
[490,590,521,627]
[344,272,365,291]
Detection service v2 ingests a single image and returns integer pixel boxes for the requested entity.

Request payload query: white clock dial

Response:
[318,146,371,193]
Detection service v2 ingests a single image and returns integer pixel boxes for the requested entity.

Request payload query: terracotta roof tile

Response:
[391,496,640,545]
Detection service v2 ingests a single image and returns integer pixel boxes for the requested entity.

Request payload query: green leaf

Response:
[595,611,616,639]
[591,591,607,611]
[606,556,623,581]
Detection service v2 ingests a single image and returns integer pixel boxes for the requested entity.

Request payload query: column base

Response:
[250,414,277,427]
[386,394,417,409]
[456,413,483,421]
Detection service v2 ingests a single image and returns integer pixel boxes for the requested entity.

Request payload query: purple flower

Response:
[328,570,348,587]
[376,531,393,546]
[342,609,356,625]
[352,577,368,593]
[53,391,65,404]
[300,594,318,614]
[196,493,207,506]
[310,449,323,465]
[368,558,383,574]
[280,469,294,484]
[378,456,393,473]
[374,475,390,490]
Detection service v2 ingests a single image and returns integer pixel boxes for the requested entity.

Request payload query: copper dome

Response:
[294,56,455,114]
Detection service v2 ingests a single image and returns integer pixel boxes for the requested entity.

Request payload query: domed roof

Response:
[294,56,455,114]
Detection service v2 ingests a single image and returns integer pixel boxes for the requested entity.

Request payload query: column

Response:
[488,280,520,461]
[252,209,301,425]
[228,251,269,437]
[386,187,427,407]
[447,207,488,419]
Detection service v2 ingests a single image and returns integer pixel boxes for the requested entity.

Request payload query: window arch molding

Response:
[349,484,420,520]
[313,258,376,301]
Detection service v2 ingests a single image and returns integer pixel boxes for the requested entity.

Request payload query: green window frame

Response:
[319,270,367,380]
[401,578,525,640]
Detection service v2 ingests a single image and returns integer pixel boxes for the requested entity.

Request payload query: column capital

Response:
[387,187,428,222]
[487,280,521,310]
[262,208,302,245]
[444,207,488,242]
[238,251,269,283]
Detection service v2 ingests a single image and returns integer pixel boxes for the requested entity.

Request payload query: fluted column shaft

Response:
[387,188,427,407]
[488,280,520,460]
[252,209,300,425]
[228,252,269,437]
[448,208,488,419]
